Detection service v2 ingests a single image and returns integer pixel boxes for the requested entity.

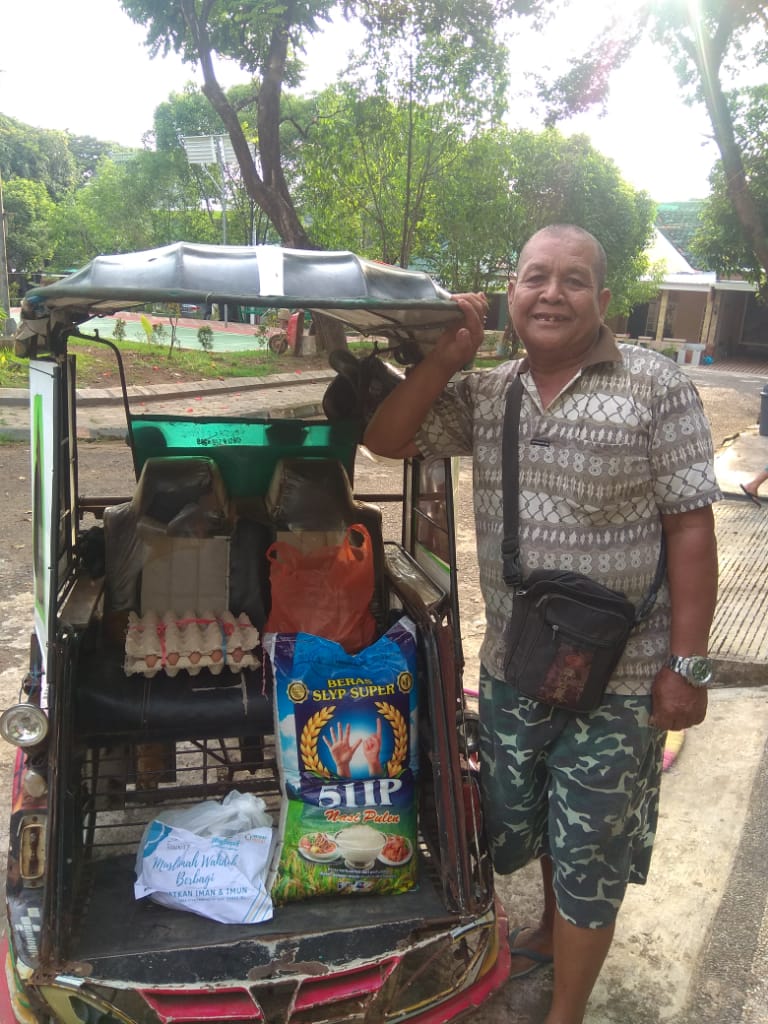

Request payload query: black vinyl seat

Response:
[74,649,272,744]
[77,456,386,745]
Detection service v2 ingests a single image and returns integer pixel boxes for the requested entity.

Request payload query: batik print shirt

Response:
[414,329,721,696]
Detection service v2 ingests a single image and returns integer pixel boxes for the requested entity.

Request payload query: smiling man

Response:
[363,224,720,1024]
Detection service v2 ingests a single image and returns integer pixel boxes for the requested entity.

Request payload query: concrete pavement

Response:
[0,366,767,1023]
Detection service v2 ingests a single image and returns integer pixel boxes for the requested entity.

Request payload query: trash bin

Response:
[760,384,768,437]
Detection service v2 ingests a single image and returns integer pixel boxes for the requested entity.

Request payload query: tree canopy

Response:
[1,0,660,324]
[693,84,768,287]
[536,0,768,283]
[427,128,658,316]
[0,115,79,201]
[295,92,656,313]
[117,0,550,250]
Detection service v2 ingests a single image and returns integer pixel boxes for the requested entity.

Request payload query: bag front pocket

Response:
[504,581,634,712]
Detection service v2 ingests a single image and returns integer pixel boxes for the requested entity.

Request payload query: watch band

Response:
[666,654,713,687]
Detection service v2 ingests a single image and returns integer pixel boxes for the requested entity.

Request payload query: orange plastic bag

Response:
[264,524,377,653]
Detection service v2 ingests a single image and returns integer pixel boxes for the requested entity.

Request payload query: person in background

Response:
[740,466,768,506]
[363,224,720,1024]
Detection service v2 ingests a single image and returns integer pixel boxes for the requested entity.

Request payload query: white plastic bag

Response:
[134,791,275,924]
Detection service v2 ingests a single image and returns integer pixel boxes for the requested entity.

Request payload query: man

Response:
[363,224,719,1024]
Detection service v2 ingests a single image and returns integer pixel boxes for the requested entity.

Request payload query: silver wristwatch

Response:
[665,654,714,688]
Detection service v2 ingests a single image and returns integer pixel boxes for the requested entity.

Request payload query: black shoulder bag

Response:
[501,375,666,712]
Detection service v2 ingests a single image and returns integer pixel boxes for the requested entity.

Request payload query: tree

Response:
[2,177,56,276]
[153,83,226,151]
[119,1,545,247]
[693,84,768,287]
[0,115,78,201]
[153,84,281,247]
[297,84,462,265]
[66,134,120,186]
[117,1,551,350]
[427,128,658,315]
[536,0,768,282]
[50,151,212,268]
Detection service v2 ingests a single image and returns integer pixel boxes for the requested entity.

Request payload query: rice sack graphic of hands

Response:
[324,719,383,777]
[324,722,362,778]
[362,718,383,776]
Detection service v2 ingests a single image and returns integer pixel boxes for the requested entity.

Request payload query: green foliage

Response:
[197,325,215,351]
[348,1,528,127]
[0,347,31,387]
[0,3,657,311]
[152,322,167,339]
[154,85,227,151]
[2,177,56,274]
[533,0,768,279]
[66,134,118,187]
[152,86,263,246]
[113,319,127,341]
[0,114,78,201]
[426,127,657,314]
[693,85,768,289]
[298,84,461,266]
[298,98,654,309]
[117,0,549,250]
[50,149,213,268]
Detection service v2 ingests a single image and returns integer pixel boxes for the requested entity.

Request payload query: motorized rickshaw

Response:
[0,243,510,1024]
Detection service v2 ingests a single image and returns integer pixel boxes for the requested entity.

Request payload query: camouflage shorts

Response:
[478,665,666,928]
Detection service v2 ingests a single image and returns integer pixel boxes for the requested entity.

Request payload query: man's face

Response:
[507,231,611,365]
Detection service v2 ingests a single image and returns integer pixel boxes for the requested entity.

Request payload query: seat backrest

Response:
[133,456,230,537]
[104,457,232,618]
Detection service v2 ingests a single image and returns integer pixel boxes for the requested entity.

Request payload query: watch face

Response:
[689,657,713,685]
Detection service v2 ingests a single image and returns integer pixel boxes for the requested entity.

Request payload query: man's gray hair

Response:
[519,224,608,290]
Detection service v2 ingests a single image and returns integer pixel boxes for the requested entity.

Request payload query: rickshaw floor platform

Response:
[69,852,459,982]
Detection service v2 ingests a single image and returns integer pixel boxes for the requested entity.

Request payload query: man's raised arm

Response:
[362,294,487,458]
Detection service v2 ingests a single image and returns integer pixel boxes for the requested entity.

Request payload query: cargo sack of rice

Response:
[265,617,419,903]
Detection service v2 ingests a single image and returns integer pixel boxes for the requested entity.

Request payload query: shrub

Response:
[113,318,126,341]
[197,325,214,352]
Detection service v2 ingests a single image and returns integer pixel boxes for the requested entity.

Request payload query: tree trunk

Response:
[688,21,768,279]
[312,314,349,356]
[182,0,313,249]
[180,1,348,357]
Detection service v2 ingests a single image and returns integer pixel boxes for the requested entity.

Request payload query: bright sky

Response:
[0,0,733,202]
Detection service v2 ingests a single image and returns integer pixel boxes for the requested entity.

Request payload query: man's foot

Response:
[508,924,554,979]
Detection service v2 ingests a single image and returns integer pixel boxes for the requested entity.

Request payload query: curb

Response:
[713,660,768,688]
[0,371,335,408]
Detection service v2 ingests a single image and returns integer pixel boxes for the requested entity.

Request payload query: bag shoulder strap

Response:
[501,374,525,587]
[500,373,666,622]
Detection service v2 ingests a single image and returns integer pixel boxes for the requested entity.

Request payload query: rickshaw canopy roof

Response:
[22,242,462,339]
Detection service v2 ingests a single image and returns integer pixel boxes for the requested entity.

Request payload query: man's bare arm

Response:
[362,294,487,458]
[651,505,718,730]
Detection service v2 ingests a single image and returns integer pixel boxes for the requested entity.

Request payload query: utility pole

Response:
[0,170,11,331]
[0,67,11,332]
[181,135,253,326]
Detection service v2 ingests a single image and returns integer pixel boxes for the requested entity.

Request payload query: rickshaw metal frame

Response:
[2,243,510,1024]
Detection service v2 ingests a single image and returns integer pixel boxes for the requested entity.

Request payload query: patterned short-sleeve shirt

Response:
[414,330,721,696]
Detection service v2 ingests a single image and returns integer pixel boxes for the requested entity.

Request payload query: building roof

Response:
[649,228,754,293]
[655,202,708,270]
